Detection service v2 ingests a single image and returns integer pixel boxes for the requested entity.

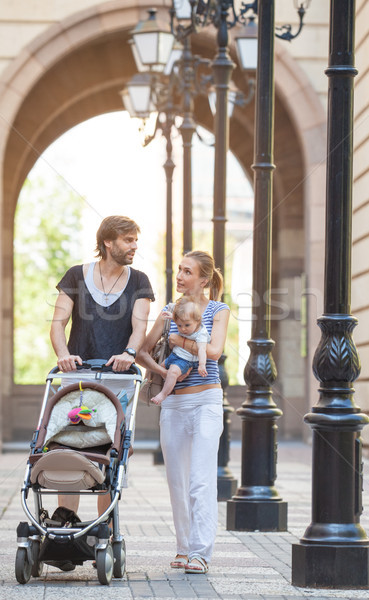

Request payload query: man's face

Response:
[107,231,138,265]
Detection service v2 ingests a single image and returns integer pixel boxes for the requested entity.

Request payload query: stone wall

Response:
[0,2,332,446]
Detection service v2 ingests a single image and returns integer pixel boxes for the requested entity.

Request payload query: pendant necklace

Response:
[99,262,125,304]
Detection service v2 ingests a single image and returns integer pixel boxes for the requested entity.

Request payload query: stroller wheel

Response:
[113,539,126,578]
[96,544,113,585]
[15,547,32,584]
[30,540,43,578]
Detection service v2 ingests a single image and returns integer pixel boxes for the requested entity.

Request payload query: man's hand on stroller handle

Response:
[57,354,83,372]
[105,352,135,372]
[57,352,134,373]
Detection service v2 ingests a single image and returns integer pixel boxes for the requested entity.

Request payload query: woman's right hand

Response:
[169,333,182,349]
[178,367,192,382]
[158,364,168,379]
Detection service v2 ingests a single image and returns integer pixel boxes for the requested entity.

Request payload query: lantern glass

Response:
[133,30,174,70]
[129,39,164,73]
[293,0,311,9]
[173,0,192,20]
[122,74,154,119]
[131,9,174,71]
[164,42,183,76]
[236,36,258,71]
[120,88,135,118]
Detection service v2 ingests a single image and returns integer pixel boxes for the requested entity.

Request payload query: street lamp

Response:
[120,72,155,120]
[180,0,309,522]
[131,8,175,71]
[291,0,369,588]
[169,0,260,501]
[179,0,309,507]
[129,8,214,257]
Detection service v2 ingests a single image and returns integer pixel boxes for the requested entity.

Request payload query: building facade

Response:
[1,1,367,449]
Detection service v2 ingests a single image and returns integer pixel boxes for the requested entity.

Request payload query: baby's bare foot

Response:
[151,394,164,405]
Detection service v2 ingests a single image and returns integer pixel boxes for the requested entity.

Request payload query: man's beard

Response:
[110,244,134,265]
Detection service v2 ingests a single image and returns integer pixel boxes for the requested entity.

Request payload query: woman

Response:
[138,250,230,574]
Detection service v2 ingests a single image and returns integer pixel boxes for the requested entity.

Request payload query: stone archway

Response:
[0,1,326,445]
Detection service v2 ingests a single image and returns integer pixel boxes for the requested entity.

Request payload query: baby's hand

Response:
[198,365,208,377]
[161,309,173,321]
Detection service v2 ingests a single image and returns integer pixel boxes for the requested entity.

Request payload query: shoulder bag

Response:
[139,306,173,404]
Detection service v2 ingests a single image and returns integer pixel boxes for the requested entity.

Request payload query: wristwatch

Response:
[123,347,136,358]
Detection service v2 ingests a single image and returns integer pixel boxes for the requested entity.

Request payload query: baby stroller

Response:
[15,359,142,586]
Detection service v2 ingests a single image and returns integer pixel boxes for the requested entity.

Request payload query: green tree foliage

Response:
[14,177,84,383]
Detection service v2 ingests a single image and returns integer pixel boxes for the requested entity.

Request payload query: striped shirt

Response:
[164,300,230,389]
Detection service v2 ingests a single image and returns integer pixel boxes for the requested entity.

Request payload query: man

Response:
[51,215,154,374]
[49,215,154,570]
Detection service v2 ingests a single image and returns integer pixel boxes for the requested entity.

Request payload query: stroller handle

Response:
[48,359,141,377]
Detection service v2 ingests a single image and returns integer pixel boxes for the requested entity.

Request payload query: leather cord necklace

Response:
[98,262,125,303]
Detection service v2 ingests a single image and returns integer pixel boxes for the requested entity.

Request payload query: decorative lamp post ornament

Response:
[275,0,312,41]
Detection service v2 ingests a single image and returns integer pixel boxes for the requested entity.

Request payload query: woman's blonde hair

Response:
[172,296,202,323]
[185,250,223,301]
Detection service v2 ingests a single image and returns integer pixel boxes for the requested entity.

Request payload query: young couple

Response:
[51,215,230,575]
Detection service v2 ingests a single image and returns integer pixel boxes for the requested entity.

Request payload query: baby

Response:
[151,296,210,405]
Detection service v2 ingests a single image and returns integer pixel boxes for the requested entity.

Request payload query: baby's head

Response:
[172,296,202,335]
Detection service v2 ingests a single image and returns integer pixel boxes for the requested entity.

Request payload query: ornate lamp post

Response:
[121,11,177,303]
[186,0,309,523]
[125,4,254,490]
[189,0,309,506]
[226,0,286,532]
[291,0,369,588]
[129,7,213,257]
[170,0,258,501]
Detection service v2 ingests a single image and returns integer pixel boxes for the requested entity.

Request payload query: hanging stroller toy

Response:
[67,381,97,424]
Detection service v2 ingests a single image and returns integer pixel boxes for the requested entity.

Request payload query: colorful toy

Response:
[68,381,97,424]
[68,406,96,424]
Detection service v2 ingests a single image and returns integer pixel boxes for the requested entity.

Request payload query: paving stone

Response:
[1,445,369,599]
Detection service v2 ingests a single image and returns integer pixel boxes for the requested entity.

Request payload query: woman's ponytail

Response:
[209,267,223,301]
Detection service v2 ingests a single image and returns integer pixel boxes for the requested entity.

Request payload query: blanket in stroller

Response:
[44,388,117,449]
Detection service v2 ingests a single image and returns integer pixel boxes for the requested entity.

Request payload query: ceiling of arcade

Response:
[1,13,303,235]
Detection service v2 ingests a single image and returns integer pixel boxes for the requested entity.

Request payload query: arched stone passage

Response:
[0,1,325,444]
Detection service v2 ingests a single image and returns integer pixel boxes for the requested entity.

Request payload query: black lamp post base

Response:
[226,498,287,531]
[217,474,238,501]
[292,542,369,588]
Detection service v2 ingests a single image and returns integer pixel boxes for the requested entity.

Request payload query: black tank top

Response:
[57,264,155,360]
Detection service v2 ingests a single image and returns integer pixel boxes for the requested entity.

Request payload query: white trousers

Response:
[160,389,223,563]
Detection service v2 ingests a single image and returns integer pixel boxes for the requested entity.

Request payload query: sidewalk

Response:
[1,442,369,599]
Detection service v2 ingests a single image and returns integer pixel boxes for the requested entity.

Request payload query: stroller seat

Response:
[29,381,125,492]
[30,448,105,491]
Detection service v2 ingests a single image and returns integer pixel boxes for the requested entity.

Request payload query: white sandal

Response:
[170,554,188,569]
[185,555,208,574]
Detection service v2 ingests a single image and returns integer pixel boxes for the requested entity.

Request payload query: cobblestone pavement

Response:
[1,442,369,599]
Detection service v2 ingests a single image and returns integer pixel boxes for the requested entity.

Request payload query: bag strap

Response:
[163,302,175,337]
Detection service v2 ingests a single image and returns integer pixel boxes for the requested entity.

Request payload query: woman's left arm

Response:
[169,308,230,361]
[205,309,230,360]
